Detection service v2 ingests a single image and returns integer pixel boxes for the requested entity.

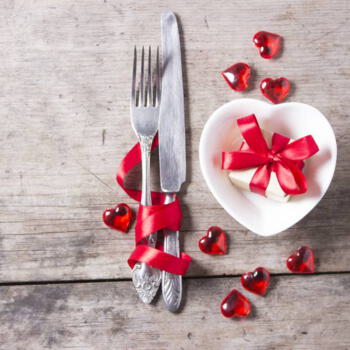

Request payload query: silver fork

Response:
[130,46,162,304]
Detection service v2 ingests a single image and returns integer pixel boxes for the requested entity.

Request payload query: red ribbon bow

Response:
[116,136,191,276]
[222,114,319,196]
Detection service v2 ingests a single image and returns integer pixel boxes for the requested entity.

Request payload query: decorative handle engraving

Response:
[162,193,182,312]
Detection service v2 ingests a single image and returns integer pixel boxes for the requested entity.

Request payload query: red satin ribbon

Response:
[222,114,319,196]
[116,136,191,275]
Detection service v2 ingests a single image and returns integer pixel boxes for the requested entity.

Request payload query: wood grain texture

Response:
[0,0,349,282]
[1,274,350,350]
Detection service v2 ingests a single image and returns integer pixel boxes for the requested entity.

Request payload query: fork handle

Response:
[140,136,152,206]
[131,135,161,304]
[140,135,157,248]
[162,193,182,312]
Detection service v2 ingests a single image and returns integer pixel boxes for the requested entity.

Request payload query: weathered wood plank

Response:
[1,274,350,349]
[0,0,349,282]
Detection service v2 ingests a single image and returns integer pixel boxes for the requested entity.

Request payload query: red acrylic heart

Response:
[287,246,315,274]
[253,31,282,59]
[241,267,270,296]
[198,226,227,255]
[260,77,290,104]
[102,203,132,233]
[221,63,251,92]
[220,289,251,318]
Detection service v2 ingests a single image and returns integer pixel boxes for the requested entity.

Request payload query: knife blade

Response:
[159,11,186,312]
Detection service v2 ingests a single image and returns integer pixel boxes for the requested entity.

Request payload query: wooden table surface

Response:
[0,0,349,349]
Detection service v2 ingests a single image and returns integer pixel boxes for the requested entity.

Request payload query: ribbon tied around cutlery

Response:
[117,135,191,275]
[222,114,319,196]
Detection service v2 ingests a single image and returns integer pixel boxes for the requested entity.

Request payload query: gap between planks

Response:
[1,270,349,287]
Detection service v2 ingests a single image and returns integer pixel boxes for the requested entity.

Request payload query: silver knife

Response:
[159,11,186,313]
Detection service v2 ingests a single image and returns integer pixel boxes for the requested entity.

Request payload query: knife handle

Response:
[162,193,182,312]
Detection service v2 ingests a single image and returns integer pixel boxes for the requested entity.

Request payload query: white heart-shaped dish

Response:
[199,98,337,236]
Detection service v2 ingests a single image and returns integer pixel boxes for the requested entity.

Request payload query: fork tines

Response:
[132,46,160,108]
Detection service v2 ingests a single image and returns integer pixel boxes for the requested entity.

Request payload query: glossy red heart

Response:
[287,246,315,274]
[198,226,227,255]
[221,63,251,91]
[260,77,290,104]
[241,267,270,296]
[220,289,251,318]
[102,203,132,233]
[253,31,282,59]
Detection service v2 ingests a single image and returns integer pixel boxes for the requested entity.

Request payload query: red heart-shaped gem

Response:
[287,246,315,274]
[102,203,132,233]
[253,31,282,59]
[220,289,251,318]
[241,267,270,296]
[260,77,290,104]
[221,63,251,92]
[198,226,227,255]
